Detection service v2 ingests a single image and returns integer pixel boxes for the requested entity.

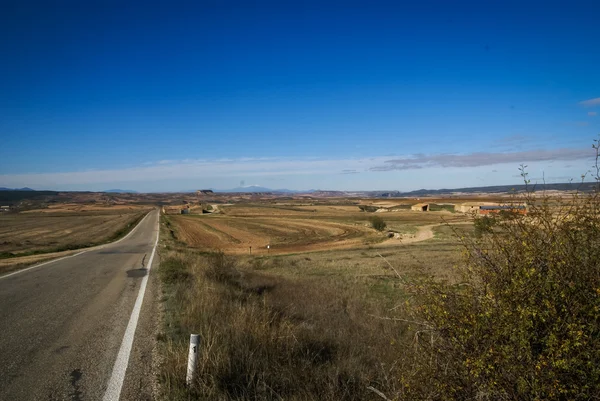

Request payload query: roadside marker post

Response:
[186,334,200,387]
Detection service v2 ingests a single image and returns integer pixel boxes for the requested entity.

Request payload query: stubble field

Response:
[0,206,150,274]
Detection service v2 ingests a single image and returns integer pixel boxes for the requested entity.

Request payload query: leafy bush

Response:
[403,158,600,400]
[370,215,387,231]
[473,215,496,237]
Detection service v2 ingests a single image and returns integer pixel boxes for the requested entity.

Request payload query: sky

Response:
[1,0,599,192]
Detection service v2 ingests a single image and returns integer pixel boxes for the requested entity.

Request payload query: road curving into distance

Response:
[0,209,160,401]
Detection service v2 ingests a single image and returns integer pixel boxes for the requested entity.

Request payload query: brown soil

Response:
[167,203,471,255]
[0,209,146,256]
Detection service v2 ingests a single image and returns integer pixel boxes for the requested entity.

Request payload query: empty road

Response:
[0,209,160,401]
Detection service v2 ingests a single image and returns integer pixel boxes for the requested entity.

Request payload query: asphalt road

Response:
[0,209,160,401]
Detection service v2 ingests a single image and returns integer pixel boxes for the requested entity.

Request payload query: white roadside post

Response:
[186,334,200,387]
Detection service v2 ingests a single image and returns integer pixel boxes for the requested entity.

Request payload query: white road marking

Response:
[102,214,159,401]
[0,211,152,280]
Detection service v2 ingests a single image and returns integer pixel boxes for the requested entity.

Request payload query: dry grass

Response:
[156,207,467,400]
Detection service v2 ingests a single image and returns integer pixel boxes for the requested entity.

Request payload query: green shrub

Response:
[370,215,387,231]
[403,160,600,400]
[473,215,496,236]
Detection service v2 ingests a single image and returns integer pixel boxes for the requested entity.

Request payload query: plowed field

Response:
[166,202,468,254]
[0,209,147,257]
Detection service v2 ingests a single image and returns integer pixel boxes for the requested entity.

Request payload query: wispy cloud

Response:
[1,148,594,189]
[370,148,594,172]
[579,97,600,107]
[0,156,388,187]
[589,111,598,116]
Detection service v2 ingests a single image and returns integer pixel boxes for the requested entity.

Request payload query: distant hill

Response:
[216,185,272,193]
[0,187,34,191]
[216,186,311,193]
[0,190,58,203]
[103,189,138,194]
[396,182,597,197]
[305,182,598,198]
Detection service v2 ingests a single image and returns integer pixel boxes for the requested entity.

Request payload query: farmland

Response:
[157,198,480,399]
[0,205,150,274]
[165,201,470,255]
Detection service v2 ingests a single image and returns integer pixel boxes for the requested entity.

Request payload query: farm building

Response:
[0,206,10,212]
[455,202,527,215]
[411,203,429,211]
[455,203,482,213]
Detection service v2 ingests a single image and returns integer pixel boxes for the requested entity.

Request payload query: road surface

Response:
[0,209,160,401]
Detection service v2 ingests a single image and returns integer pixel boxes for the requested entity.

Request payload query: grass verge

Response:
[155,224,434,399]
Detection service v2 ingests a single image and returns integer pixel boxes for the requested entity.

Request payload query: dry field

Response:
[156,201,478,399]
[165,201,469,255]
[0,206,149,261]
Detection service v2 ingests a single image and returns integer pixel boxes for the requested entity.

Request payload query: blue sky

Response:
[1,0,599,192]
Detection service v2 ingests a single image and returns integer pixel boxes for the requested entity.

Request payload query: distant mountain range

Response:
[211,182,597,196]
[214,185,315,193]
[103,189,138,193]
[0,187,34,191]
[1,182,596,196]
[394,182,598,197]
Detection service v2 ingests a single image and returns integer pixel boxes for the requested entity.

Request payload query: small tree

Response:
[370,215,387,231]
[400,141,600,400]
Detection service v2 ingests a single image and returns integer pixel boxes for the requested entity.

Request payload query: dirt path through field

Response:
[401,224,438,244]
[379,221,471,247]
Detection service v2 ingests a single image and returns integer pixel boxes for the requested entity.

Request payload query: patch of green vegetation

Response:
[159,256,190,285]
[358,205,379,212]
[0,190,58,203]
[429,203,456,212]
[370,215,387,231]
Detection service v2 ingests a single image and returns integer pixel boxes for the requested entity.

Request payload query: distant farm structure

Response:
[456,202,528,215]
[455,202,482,213]
[411,203,430,212]
[0,206,10,212]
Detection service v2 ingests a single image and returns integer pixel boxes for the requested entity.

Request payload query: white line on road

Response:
[102,214,160,401]
[0,211,152,281]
